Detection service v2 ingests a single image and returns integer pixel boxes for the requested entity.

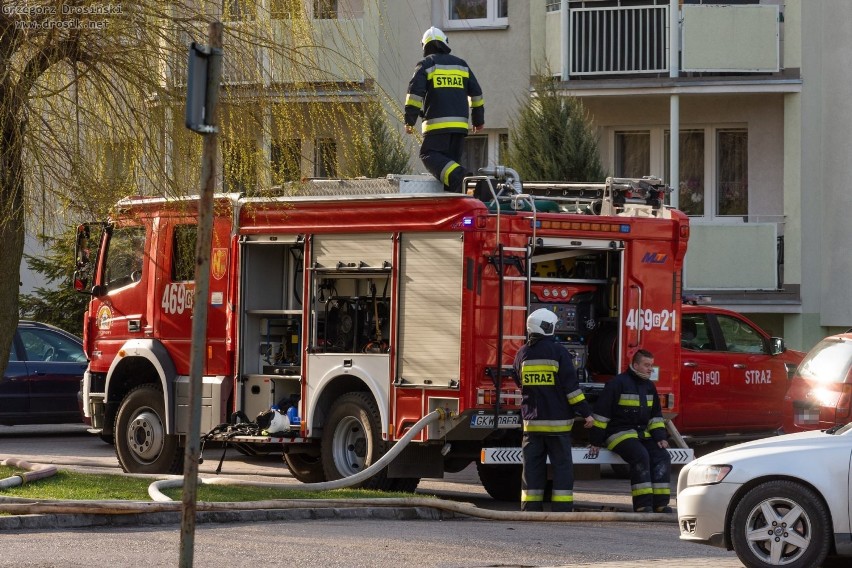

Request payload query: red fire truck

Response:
[75,169,689,499]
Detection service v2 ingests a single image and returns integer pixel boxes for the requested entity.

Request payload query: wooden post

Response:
[179,20,223,568]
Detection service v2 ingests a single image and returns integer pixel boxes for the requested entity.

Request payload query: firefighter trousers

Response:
[419,133,468,193]
[611,436,671,511]
[521,432,574,512]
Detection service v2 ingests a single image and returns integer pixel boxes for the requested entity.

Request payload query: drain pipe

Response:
[0,458,58,489]
[150,408,447,500]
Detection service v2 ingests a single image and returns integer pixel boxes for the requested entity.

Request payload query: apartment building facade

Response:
[54,0,844,350]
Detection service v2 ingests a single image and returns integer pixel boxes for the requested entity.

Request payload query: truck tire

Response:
[476,462,522,502]
[114,384,183,475]
[284,453,327,484]
[321,392,393,490]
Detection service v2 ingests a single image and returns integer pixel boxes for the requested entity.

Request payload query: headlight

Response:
[686,464,732,486]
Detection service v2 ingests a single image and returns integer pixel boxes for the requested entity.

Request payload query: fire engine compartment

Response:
[527,243,624,384]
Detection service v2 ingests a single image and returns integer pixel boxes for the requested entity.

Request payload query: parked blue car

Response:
[1,321,87,426]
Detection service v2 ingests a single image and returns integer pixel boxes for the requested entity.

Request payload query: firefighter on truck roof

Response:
[404,26,484,193]
[588,349,673,513]
[513,308,594,512]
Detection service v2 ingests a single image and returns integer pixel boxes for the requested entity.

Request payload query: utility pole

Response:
[180,20,223,568]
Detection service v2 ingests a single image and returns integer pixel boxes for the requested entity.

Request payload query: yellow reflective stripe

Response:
[606,430,638,450]
[522,362,558,372]
[470,96,484,107]
[404,94,422,109]
[632,487,653,497]
[441,162,460,186]
[653,487,671,495]
[567,392,586,405]
[524,420,573,433]
[423,121,469,133]
[618,394,640,407]
[593,420,607,429]
[552,492,574,503]
[522,490,544,502]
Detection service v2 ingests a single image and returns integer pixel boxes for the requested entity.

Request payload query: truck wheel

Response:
[390,477,420,493]
[731,480,831,568]
[321,392,393,490]
[476,462,522,501]
[284,453,327,483]
[114,384,183,474]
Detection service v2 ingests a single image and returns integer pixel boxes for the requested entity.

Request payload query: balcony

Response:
[542,3,781,79]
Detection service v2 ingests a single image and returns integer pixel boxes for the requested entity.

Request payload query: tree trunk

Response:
[0,115,26,369]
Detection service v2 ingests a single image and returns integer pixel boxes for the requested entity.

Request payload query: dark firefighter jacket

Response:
[513,336,591,434]
[589,368,667,449]
[404,51,484,136]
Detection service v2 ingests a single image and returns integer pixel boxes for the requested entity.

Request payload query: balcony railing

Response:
[545,4,781,78]
[569,5,668,76]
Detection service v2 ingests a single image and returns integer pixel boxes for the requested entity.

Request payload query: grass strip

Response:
[0,466,426,503]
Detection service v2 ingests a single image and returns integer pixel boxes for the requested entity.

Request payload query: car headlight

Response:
[686,464,732,486]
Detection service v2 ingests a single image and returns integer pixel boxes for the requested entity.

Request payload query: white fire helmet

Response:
[421,26,448,47]
[527,308,558,336]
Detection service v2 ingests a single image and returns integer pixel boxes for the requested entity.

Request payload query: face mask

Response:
[630,363,652,381]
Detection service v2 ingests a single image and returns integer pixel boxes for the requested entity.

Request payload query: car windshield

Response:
[797,337,852,383]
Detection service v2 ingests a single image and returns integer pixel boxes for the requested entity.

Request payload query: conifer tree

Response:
[507,75,606,182]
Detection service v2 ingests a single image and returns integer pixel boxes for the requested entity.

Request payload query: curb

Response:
[0,505,451,531]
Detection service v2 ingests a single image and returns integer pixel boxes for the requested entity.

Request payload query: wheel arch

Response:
[307,373,387,440]
[724,475,837,554]
[104,339,178,435]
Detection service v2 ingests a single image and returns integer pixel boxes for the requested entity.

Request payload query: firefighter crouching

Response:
[514,308,594,512]
[588,349,672,513]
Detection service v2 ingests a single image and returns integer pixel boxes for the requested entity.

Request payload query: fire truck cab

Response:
[76,169,689,499]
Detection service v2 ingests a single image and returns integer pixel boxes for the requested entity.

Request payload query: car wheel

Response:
[114,384,183,474]
[731,480,831,568]
[320,392,393,490]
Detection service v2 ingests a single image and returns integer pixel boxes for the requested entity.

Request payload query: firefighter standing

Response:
[588,349,672,513]
[514,308,594,512]
[404,26,484,193]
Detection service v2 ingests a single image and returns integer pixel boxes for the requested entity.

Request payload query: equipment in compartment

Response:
[259,317,301,375]
[530,284,600,382]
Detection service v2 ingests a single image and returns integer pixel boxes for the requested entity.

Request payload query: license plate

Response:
[470,414,520,428]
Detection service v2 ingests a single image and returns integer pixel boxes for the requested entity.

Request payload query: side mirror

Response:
[769,337,784,356]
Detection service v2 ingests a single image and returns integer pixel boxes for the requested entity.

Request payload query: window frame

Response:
[443,0,508,30]
[610,124,749,223]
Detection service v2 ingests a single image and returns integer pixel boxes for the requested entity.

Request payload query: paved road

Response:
[0,424,750,567]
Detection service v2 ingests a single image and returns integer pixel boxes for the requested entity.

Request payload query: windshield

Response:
[797,337,852,383]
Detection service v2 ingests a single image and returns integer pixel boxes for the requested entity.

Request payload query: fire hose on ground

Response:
[0,410,675,523]
[0,458,58,489]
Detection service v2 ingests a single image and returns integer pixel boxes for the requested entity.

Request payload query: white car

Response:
[677,423,852,568]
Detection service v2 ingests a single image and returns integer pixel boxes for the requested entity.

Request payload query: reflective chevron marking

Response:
[481,447,694,465]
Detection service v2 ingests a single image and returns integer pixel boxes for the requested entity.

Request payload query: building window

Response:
[665,130,705,217]
[462,135,489,175]
[313,0,337,19]
[272,139,302,184]
[717,129,748,217]
[271,0,303,19]
[222,140,258,194]
[314,139,337,178]
[614,131,650,178]
[617,125,749,220]
[225,0,257,21]
[444,0,508,29]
